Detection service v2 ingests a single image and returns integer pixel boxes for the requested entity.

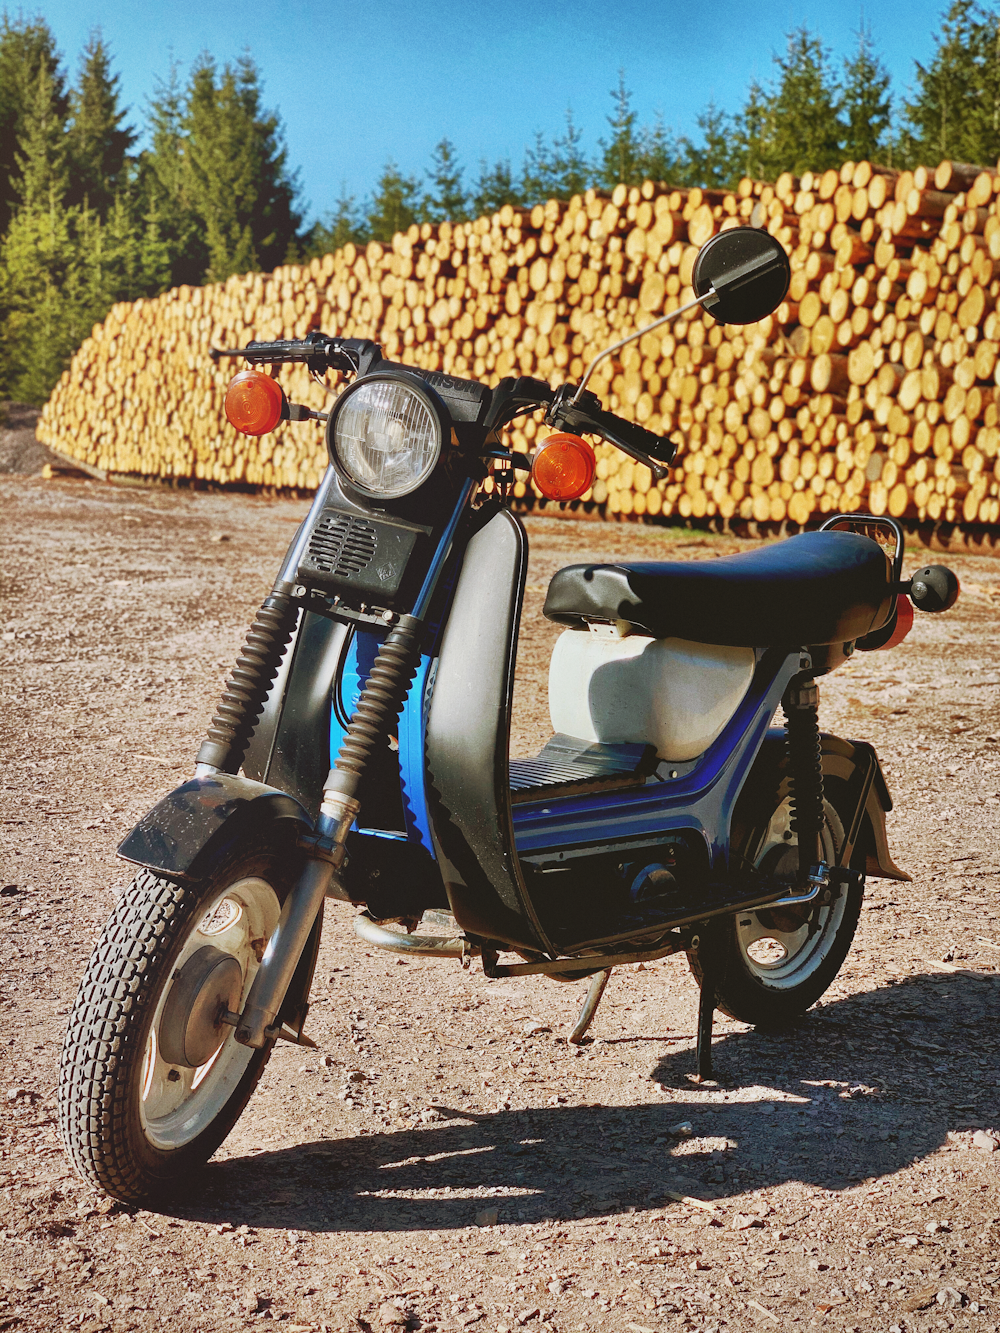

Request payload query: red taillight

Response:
[224,369,285,436]
[878,594,914,650]
[530,433,596,501]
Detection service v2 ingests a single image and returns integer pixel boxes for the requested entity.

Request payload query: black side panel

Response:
[117,774,311,883]
[244,611,348,821]
[425,510,552,954]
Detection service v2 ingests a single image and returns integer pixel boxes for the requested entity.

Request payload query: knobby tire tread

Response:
[58,867,273,1202]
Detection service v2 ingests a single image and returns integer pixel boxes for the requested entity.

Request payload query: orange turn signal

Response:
[530,433,596,501]
[225,369,285,436]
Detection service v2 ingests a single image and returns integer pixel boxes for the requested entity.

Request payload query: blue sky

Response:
[27,0,949,226]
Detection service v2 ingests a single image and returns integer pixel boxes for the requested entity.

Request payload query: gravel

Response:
[1,474,999,1333]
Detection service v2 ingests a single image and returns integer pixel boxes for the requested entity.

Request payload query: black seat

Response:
[542,530,893,648]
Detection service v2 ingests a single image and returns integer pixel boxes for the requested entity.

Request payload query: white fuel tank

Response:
[548,628,756,762]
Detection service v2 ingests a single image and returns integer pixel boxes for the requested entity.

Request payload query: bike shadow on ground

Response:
[164,968,998,1234]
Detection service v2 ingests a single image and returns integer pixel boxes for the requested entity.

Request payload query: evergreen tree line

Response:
[4,2,1000,404]
[0,16,298,403]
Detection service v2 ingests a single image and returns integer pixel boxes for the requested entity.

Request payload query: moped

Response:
[58,227,960,1201]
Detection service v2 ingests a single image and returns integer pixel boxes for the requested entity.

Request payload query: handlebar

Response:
[547,386,676,476]
[210,333,381,377]
[210,338,676,477]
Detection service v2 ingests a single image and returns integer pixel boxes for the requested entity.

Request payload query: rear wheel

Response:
[688,778,864,1028]
[59,833,298,1202]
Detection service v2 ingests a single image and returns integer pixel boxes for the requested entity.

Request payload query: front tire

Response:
[59,834,297,1202]
[688,776,864,1028]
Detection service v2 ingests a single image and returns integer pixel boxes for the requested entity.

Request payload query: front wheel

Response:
[59,833,299,1202]
[688,777,864,1028]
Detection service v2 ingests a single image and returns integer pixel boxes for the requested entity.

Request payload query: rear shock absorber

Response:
[196,589,298,773]
[782,676,824,884]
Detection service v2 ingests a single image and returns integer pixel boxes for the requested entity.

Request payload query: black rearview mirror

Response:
[692,227,791,326]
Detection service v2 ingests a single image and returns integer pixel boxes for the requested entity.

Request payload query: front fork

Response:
[201,478,477,1050]
[236,613,422,1048]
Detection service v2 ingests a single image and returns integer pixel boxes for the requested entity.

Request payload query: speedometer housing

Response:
[327,373,448,500]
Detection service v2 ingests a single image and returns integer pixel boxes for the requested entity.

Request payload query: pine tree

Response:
[729,79,771,181]
[521,113,592,204]
[0,61,85,402]
[841,22,893,163]
[139,60,206,287]
[679,102,742,188]
[304,185,368,256]
[135,191,173,295]
[597,72,644,187]
[0,14,68,237]
[549,109,591,198]
[366,160,420,242]
[79,192,162,312]
[424,138,466,222]
[520,131,559,204]
[904,1,1000,166]
[65,31,135,216]
[183,53,301,281]
[472,158,518,215]
[638,112,677,184]
[760,27,844,176]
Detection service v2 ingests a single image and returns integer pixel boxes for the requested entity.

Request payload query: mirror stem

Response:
[571,287,716,404]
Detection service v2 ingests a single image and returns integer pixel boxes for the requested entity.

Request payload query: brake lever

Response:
[546,385,676,480]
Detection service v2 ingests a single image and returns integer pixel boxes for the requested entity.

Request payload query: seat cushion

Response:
[542,530,893,648]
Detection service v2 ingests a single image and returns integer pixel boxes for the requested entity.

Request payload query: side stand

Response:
[695,961,716,1082]
[569,969,612,1045]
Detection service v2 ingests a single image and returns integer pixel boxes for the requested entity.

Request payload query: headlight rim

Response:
[326,371,448,501]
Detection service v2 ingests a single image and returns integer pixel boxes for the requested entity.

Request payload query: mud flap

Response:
[822,734,910,881]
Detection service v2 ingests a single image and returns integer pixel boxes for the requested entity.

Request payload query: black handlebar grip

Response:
[587,404,677,465]
[555,397,676,466]
[909,564,960,613]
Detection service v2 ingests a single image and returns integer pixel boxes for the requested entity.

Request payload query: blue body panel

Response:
[510,649,801,869]
[330,629,437,854]
[331,633,802,876]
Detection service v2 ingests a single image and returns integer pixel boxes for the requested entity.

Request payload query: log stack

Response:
[36,159,1000,529]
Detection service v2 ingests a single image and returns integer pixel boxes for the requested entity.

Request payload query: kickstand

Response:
[695,961,716,1082]
[569,969,612,1045]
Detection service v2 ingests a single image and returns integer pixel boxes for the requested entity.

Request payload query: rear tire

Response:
[687,776,864,1028]
[59,832,298,1202]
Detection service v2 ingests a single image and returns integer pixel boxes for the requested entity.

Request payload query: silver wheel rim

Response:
[139,876,280,1150]
[735,797,848,990]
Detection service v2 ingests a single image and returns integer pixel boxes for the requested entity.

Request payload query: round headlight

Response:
[330,376,444,498]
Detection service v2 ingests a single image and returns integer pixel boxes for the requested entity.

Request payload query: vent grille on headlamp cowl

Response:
[306,514,377,578]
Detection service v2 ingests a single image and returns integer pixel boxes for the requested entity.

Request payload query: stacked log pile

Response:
[36,159,1000,528]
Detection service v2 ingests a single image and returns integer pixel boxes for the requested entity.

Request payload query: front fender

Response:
[117,773,312,884]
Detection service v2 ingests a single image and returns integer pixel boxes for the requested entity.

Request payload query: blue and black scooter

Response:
[58,227,960,1202]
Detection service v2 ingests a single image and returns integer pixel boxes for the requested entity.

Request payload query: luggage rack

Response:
[508,734,657,804]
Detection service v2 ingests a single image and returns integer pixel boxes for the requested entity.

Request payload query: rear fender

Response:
[117,773,312,885]
[750,729,909,881]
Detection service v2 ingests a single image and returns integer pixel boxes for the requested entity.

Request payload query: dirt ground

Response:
[0,405,49,477]
[2,472,999,1333]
